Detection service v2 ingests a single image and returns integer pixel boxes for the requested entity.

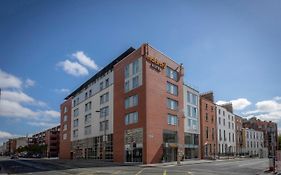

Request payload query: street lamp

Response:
[96,110,107,160]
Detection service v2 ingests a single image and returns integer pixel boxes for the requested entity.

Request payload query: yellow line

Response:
[163,169,167,175]
[135,168,145,175]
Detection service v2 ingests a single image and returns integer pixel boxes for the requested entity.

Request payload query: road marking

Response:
[112,170,122,174]
[238,160,267,167]
[163,169,167,175]
[135,168,145,175]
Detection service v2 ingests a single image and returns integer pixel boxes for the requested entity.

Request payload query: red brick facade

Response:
[59,98,72,159]
[113,44,184,164]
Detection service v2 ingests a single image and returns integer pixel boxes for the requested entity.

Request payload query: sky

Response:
[0,0,281,144]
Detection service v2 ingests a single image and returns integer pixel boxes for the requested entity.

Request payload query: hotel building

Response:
[199,92,217,159]
[216,103,236,155]
[62,44,185,164]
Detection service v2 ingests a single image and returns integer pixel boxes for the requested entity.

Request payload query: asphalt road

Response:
[0,157,270,175]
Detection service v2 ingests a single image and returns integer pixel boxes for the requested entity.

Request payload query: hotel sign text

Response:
[146,56,166,71]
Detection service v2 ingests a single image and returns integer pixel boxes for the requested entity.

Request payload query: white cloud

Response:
[217,98,251,110]
[27,122,58,128]
[57,59,88,77]
[54,88,70,93]
[25,78,35,88]
[273,96,281,101]
[39,110,60,118]
[0,131,14,139]
[0,99,37,118]
[73,51,99,70]
[1,90,34,103]
[0,69,22,89]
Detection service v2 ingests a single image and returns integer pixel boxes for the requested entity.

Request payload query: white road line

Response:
[238,160,267,167]
[135,168,146,175]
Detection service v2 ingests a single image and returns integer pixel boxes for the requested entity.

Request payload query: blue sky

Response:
[0,0,281,144]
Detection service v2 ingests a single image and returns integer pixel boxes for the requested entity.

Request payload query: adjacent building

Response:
[216,103,236,155]
[235,115,243,155]
[199,92,217,159]
[183,85,200,159]
[59,97,72,159]
[242,128,267,157]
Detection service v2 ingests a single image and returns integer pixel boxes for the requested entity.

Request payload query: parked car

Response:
[10,155,19,159]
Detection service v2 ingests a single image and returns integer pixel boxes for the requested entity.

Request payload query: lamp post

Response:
[96,110,107,160]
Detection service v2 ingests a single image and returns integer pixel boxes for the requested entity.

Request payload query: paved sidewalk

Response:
[140,159,214,167]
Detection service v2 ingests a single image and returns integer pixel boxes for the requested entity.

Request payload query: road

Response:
[0,157,270,175]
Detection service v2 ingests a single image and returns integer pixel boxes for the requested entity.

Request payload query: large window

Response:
[166,66,178,81]
[167,82,178,96]
[100,92,109,104]
[187,92,198,105]
[167,98,178,110]
[85,113,91,125]
[125,95,138,109]
[124,58,142,92]
[167,114,177,125]
[84,125,91,135]
[100,120,109,131]
[125,112,138,125]
[73,119,79,127]
[74,108,79,117]
[73,129,78,138]
[85,101,92,112]
[100,106,109,118]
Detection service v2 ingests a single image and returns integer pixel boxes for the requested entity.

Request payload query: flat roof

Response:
[65,47,135,100]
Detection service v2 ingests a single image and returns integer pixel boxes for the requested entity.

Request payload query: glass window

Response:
[167,98,178,110]
[166,66,178,81]
[63,124,67,131]
[100,82,103,91]
[125,80,130,92]
[84,125,91,135]
[132,76,139,88]
[85,101,92,112]
[63,115,67,122]
[125,64,130,78]
[100,106,109,118]
[168,114,177,125]
[74,108,79,117]
[125,112,138,125]
[64,106,67,113]
[192,107,197,117]
[85,113,91,125]
[100,92,109,104]
[73,129,78,138]
[100,120,109,131]
[192,94,198,105]
[63,133,67,140]
[132,59,139,75]
[105,78,109,87]
[167,82,178,96]
[125,95,138,109]
[73,119,79,127]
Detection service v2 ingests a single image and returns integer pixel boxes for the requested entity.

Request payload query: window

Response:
[211,116,214,123]
[205,113,208,121]
[85,113,91,125]
[85,101,92,112]
[167,82,178,96]
[105,78,109,88]
[166,66,178,81]
[73,119,79,127]
[212,128,214,140]
[228,122,230,129]
[232,123,234,130]
[64,107,67,113]
[100,82,103,91]
[100,106,109,118]
[219,117,221,125]
[63,124,67,131]
[219,129,222,140]
[223,119,225,126]
[100,120,109,131]
[229,133,231,142]
[168,114,177,125]
[191,94,197,105]
[74,108,79,117]
[124,59,142,93]
[89,89,92,96]
[132,76,139,88]
[224,130,226,141]
[84,125,91,135]
[63,133,67,140]
[205,104,208,110]
[125,64,129,79]
[125,80,130,92]
[125,112,138,125]
[218,109,221,114]
[85,92,88,99]
[191,107,197,117]
[73,129,78,138]
[63,115,67,122]
[125,95,138,109]
[223,111,225,116]
[232,133,234,142]
[206,127,209,139]
[167,98,178,110]
[100,92,109,104]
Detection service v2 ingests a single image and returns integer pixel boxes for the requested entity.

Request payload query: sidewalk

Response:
[140,159,214,167]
